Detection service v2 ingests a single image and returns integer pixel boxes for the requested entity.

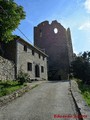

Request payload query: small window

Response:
[24,45,27,52]
[32,50,34,55]
[27,62,32,71]
[43,56,45,60]
[41,66,44,73]
[39,54,41,59]
[54,28,58,34]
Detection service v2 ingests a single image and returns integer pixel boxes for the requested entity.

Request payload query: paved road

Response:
[0,81,79,120]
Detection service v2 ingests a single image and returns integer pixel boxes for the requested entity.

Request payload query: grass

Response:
[0,80,26,97]
[76,79,90,106]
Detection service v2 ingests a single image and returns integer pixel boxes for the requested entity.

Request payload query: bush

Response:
[76,79,90,106]
[17,70,30,85]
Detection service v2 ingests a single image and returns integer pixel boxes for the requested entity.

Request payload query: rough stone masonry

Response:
[34,20,73,80]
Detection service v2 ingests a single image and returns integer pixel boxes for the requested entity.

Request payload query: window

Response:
[54,28,58,34]
[32,50,34,55]
[38,54,41,59]
[27,62,32,71]
[43,56,45,60]
[24,45,27,52]
[41,66,44,73]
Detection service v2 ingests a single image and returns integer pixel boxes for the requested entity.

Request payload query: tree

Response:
[0,0,25,42]
[71,51,90,84]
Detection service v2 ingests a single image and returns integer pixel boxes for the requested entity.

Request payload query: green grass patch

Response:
[76,79,90,106]
[0,80,26,97]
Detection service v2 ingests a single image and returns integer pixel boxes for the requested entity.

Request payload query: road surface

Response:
[0,81,79,120]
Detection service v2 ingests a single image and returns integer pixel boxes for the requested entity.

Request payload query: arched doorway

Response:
[35,65,40,77]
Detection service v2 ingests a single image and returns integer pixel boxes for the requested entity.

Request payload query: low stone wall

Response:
[0,81,45,107]
[70,80,90,120]
[0,85,30,107]
[0,56,15,80]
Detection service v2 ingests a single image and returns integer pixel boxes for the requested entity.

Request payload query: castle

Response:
[34,20,73,80]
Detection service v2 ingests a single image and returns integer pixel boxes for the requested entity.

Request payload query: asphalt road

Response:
[0,81,79,120]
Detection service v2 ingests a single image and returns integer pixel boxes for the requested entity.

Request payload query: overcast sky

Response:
[14,0,90,54]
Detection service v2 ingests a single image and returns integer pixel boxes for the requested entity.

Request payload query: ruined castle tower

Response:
[34,20,73,80]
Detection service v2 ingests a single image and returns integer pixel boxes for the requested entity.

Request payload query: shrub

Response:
[17,70,30,85]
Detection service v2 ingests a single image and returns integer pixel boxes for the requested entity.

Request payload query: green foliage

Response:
[71,51,90,84]
[0,80,24,97]
[77,79,90,106]
[17,70,30,85]
[0,0,25,42]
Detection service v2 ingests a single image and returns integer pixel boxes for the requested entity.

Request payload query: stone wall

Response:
[0,81,44,107]
[70,80,90,120]
[66,28,73,64]
[0,85,29,107]
[0,56,15,80]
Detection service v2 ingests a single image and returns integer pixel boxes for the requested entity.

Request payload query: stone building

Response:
[1,37,48,80]
[34,20,73,80]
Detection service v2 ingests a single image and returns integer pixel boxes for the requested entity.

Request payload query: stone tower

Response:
[34,20,73,80]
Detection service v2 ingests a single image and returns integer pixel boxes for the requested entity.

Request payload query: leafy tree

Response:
[71,51,90,84]
[0,0,25,42]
